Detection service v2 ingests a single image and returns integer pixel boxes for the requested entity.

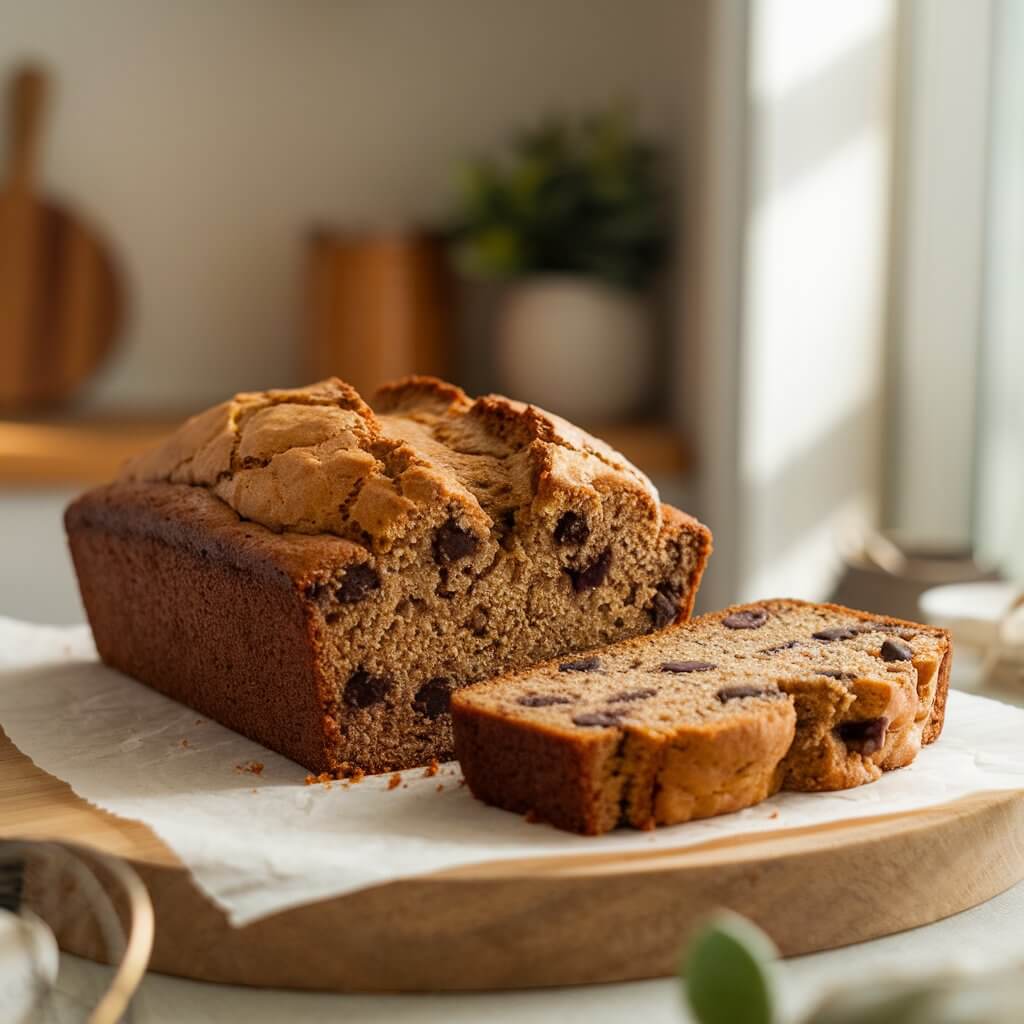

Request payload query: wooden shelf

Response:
[0,417,690,486]
[0,418,178,485]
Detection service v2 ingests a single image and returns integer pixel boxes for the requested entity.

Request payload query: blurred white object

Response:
[919,582,1021,655]
[0,909,59,1024]
[0,841,153,1024]
[920,582,1024,694]
[495,275,653,422]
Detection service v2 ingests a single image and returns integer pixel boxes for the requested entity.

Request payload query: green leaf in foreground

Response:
[682,912,778,1024]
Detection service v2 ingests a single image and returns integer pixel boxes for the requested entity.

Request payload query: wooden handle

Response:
[6,65,48,189]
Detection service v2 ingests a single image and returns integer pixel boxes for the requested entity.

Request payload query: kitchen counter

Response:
[46,879,1024,1023]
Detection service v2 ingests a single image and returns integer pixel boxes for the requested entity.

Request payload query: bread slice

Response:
[66,377,711,775]
[451,600,951,833]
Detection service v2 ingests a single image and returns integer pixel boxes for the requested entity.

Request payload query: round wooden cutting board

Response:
[0,66,123,412]
[2,729,1023,993]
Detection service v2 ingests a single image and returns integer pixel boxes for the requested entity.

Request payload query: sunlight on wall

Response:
[976,0,1024,583]
[737,0,893,602]
[751,0,888,100]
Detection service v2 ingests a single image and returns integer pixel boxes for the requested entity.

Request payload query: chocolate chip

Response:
[661,660,717,673]
[649,581,681,629]
[717,684,776,702]
[722,609,769,630]
[572,711,624,727]
[468,607,488,637]
[344,670,392,709]
[880,638,914,663]
[820,669,855,680]
[413,678,452,719]
[554,511,590,545]
[813,626,859,642]
[567,547,612,593]
[336,564,380,604]
[759,640,799,654]
[837,716,889,754]
[609,688,657,703]
[559,656,601,672]
[433,519,479,564]
[496,508,517,548]
[518,694,573,707]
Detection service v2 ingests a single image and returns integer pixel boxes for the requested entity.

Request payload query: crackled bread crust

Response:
[452,599,951,834]
[67,377,712,775]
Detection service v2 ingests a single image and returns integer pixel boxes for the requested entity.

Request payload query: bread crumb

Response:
[178,738,190,749]
[328,763,365,783]
[423,759,440,777]
[235,761,264,776]
[194,719,204,726]
[525,809,543,825]
[388,773,402,790]
[436,783,445,792]
[305,772,333,788]
[457,777,467,787]
[768,808,779,819]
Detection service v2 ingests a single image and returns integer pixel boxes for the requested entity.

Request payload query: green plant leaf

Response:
[681,912,778,1024]
[446,108,668,288]
[453,227,523,278]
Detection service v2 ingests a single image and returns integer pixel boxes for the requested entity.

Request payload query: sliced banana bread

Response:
[65,376,711,775]
[451,600,951,833]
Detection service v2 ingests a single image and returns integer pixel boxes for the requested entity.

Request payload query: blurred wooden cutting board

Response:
[0,65,123,412]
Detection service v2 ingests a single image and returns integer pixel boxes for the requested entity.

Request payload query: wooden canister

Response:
[304,230,454,397]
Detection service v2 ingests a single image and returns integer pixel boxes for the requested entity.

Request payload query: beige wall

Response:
[691,0,897,608]
[738,0,894,601]
[0,0,701,410]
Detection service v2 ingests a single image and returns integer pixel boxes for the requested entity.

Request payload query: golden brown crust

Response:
[65,480,367,590]
[66,491,337,772]
[922,638,953,745]
[669,506,713,622]
[119,375,669,551]
[452,703,620,834]
[454,701,794,835]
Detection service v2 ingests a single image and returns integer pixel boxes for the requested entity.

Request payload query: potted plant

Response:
[448,110,669,421]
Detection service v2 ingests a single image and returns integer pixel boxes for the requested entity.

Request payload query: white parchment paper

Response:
[2,617,1023,927]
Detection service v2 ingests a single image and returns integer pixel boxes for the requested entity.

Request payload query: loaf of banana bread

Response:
[65,377,711,775]
[452,600,951,833]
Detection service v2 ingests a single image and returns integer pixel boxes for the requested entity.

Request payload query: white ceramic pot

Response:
[495,275,654,421]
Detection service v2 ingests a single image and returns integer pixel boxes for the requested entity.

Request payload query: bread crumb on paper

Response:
[423,759,440,778]
[235,761,264,776]
[388,773,402,790]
